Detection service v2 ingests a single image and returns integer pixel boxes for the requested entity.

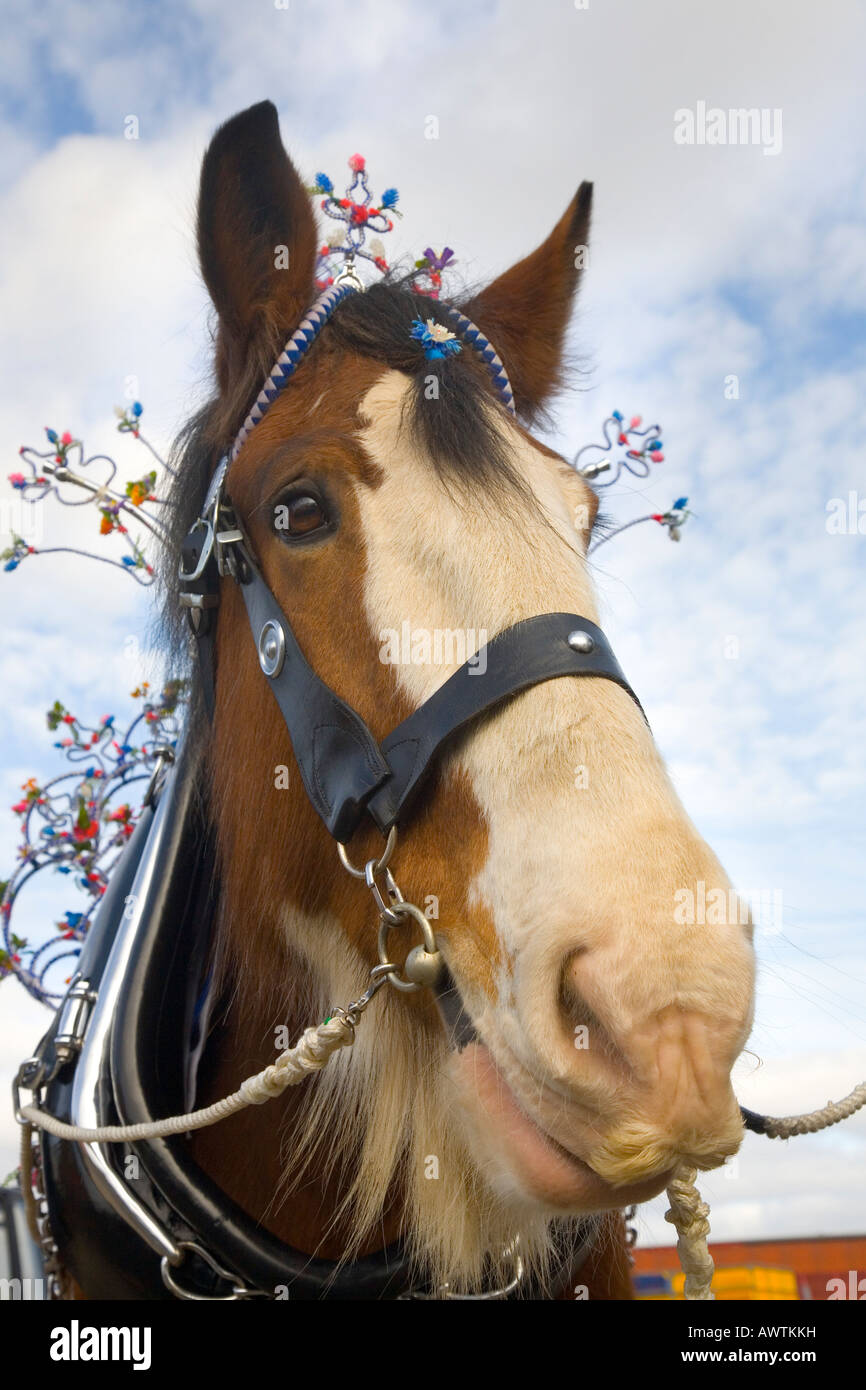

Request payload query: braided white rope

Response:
[665,1166,715,1301]
[758,1080,866,1139]
[660,1082,866,1301]
[20,1016,354,1144]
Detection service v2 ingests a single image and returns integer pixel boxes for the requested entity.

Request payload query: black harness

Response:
[36,746,424,1300]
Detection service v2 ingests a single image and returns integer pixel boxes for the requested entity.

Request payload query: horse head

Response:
[174,101,755,1294]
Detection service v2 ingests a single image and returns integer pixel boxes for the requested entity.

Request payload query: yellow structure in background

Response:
[636,1266,799,1300]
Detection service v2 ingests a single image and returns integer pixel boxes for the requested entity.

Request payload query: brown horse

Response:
[162,101,755,1298]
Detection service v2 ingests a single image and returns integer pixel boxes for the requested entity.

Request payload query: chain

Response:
[336,828,445,992]
[401,1236,525,1300]
[15,1057,69,1301]
[27,1126,68,1299]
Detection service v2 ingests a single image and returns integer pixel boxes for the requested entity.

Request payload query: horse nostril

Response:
[558,949,585,1019]
[558,949,616,1059]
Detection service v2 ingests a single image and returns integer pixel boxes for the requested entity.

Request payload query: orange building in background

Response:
[632,1235,866,1300]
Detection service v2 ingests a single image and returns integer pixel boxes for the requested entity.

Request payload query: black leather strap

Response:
[238,558,644,839]
[740,1106,770,1135]
[366,613,645,832]
[238,557,394,841]
[228,560,645,841]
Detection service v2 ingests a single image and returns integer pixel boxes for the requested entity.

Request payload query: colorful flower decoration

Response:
[651,497,692,542]
[115,400,144,437]
[573,411,665,485]
[3,405,173,585]
[572,413,694,554]
[412,247,457,300]
[308,154,401,289]
[306,159,459,301]
[409,317,462,360]
[1,681,187,1004]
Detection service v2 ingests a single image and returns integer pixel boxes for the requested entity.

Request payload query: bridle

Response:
[174,270,646,1290]
[175,271,648,1021]
[178,274,646,849]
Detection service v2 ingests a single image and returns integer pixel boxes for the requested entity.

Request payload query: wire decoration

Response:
[572,409,693,552]
[0,681,186,1006]
[308,153,401,290]
[573,410,664,486]
[308,153,456,300]
[3,403,172,583]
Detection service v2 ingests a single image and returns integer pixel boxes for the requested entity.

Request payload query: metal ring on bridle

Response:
[160,1240,261,1301]
[377,900,442,993]
[337,825,397,880]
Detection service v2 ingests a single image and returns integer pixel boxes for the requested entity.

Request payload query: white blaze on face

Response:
[354,372,752,1097]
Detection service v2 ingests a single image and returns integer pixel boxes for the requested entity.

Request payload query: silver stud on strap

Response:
[567,629,595,654]
[258,620,286,677]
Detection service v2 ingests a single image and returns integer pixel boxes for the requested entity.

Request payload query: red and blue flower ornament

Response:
[309,154,400,290]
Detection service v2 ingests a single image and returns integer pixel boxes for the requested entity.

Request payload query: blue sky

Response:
[0,0,864,1248]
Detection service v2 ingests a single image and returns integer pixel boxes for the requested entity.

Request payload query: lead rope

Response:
[665,1168,715,1300]
[18,1010,363,1145]
[753,1080,866,1138]
[661,1078,866,1300]
[21,1046,866,1300]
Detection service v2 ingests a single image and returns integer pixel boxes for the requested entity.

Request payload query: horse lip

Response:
[432,971,599,1170]
[431,972,674,1197]
[432,970,755,1187]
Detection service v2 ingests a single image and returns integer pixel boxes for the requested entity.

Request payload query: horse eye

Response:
[276,492,328,538]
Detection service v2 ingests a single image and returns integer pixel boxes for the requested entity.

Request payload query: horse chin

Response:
[448,1039,674,1213]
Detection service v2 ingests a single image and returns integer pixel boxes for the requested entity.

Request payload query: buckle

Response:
[141,745,176,809]
[178,456,229,580]
[13,1056,48,1124]
[178,455,251,612]
[179,517,214,585]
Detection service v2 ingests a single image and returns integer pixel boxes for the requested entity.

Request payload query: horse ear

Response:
[197,100,317,397]
[460,182,593,421]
